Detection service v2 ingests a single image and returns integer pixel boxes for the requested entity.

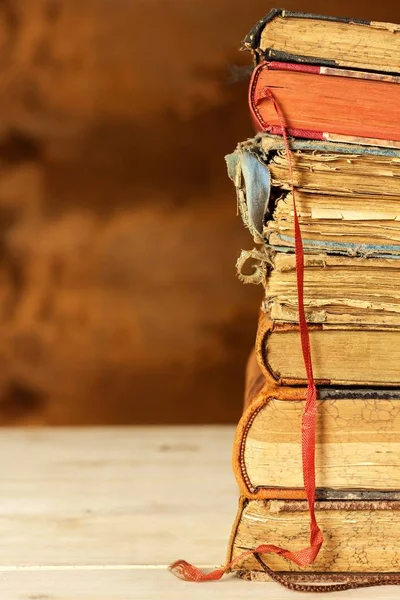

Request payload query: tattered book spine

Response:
[226,136,400,260]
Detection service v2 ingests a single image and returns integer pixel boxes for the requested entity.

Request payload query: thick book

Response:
[234,351,400,499]
[258,252,400,326]
[256,311,400,386]
[249,61,400,146]
[226,135,400,257]
[243,9,400,74]
[228,497,400,577]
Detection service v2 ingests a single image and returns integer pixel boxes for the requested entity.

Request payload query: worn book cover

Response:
[256,311,400,386]
[243,9,400,74]
[253,252,400,326]
[228,497,400,577]
[235,350,400,499]
[226,135,400,257]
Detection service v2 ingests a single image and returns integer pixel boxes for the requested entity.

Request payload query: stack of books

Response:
[226,9,400,587]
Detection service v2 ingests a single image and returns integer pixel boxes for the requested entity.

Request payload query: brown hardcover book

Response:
[243,9,400,74]
[234,351,400,499]
[256,311,400,386]
[228,497,400,577]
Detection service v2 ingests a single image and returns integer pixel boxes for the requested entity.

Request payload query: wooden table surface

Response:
[0,426,398,599]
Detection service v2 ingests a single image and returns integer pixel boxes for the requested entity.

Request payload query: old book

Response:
[249,62,400,145]
[259,252,400,325]
[243,9,400,74]
[234,351,400,499]
[228,497,400,576]
[226,135,400,257]
[256,311,400,386]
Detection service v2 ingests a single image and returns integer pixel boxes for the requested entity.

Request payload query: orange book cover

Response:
[249,61,400,147]
[234,348,400,500]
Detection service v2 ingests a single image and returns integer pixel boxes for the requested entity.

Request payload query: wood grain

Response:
[1,569,400,600]
[0,426,397,598]
[0,427,237,566]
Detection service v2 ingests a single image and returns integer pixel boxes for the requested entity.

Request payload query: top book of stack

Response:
[243,9,400,74]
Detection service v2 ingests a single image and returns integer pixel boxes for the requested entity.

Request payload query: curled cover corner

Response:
[242,8,283,51]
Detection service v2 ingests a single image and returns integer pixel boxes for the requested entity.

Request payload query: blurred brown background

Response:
[0,0,399,425]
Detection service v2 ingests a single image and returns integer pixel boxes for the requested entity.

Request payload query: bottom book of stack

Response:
[228,497,400,582]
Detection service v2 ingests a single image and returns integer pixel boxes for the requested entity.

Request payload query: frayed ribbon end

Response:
[169,559,226,582]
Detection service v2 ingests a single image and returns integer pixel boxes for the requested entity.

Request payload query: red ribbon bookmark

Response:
[170,88,323,584]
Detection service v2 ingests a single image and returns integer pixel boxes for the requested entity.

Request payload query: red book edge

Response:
[248,61,400,146]
[249,62,324,139]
